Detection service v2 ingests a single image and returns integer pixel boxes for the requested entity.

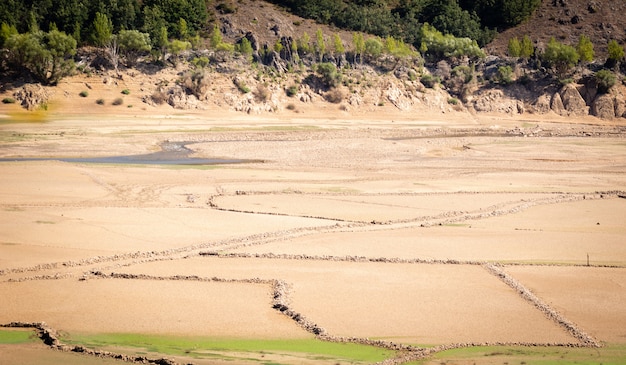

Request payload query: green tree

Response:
[298,32,311,54]
[315,28,326,62]
[92,12,113,47]
[364,37,383,60]
[352,32,365,64]
[520,35,533,58]
[0,22,18,48]
[607,40,624,68]
[576,34,594,63]
[5,29,76,84]
[236,37,253,60]
[420,24,484,60]
[178,18,188,40]
[332,33,344,56]
[542,37,579,77]
[168,39,190,64]
[315,62,340,88]
[117,29,151,66]
[508,37,521,57]
[210,24,223,49]
[595,69,616,94]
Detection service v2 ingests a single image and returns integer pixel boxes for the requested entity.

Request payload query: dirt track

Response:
[1,111,625,364]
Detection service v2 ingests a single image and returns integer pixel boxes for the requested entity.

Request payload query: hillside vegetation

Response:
[1,0,626,120]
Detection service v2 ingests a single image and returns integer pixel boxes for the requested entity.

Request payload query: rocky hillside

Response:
[2,0,626,122]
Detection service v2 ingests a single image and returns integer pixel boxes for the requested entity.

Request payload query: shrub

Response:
[496,66,514,84]
[447,97,459,105]
[420,74,439,88]
[96,98,105,105]
[121,89,130,95]
[508,37,521,57]
[151,91,167,105]
[542,38,579,77]
[2,97,16,104]
[254,84,270,102]
[192,56,210,69]
[520,35,534,58]
[315,62,341,88]
[234,79,250,93]
[595,69,616,94]
[112,97,124,106]
[607,40,624,67]
[324,88,344,103]
[286,85,299,97]
[576,34,594,63]
[286,103,296,110]
[79,91,89,97]
[420,24,485,60]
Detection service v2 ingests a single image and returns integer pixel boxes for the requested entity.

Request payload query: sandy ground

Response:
[1,107,625,364]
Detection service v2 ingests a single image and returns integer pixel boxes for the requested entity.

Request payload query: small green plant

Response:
[595,69,617,94]
[121,89,130,95]
[420,74,439,88]
[497,66,514,84]
[607,40,624,67]
[2,97,16,104]
[286,103,296,110]
[79,91,89,97]
[447,97,459,105]
[112,97,124,106]
[286,85,298,97]
[234,79,250,93]
[96,98,105,105]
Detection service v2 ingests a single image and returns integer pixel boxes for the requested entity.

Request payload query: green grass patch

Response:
[0,329,37,344]
[409,344,626,365]
[63,334,394,363]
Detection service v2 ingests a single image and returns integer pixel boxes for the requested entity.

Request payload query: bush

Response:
[254,84,270,102]
[96,98,105,105]
[79,91,89,97]
[542,38,579,77]
[121,89,130,95]
[607,40,624,67]
[324,88,344,103]
[420,74,439,88]
[595,69,616,94]
[234,79,250,94]
[496,66,514,84]
[151,91,168,105]
[112,97,124,106]
[315,62,341,88]
[420,24,485,60]
[508,37,521,57]
[576,35,594,63]
[286,85,299,97]
[2,97,16,104]
[5,30,77,85]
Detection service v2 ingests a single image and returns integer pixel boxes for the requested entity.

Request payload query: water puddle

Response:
[0,141,263,166]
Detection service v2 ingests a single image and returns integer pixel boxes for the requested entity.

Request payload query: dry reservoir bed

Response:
[1,119,625,364]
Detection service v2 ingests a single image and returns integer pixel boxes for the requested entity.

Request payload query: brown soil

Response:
[1,100,625,364]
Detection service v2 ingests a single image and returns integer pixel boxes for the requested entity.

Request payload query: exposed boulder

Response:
[473,89,523,114]
[550,92,565,115]
[591,93,615,119]
[533,94,552,114]
[13,84,50,110]
[560,84,589,116]
[166,85,205,110]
